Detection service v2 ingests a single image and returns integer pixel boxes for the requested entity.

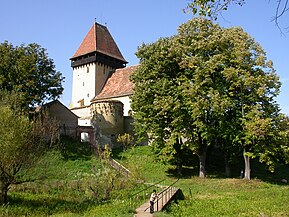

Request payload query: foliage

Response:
[0,141,140,216]
[0,91,63,204]
[0,90,23,114]
[32,110,61,147]
[83,166,131,202]
[0,41,64,110]
[184,0,245,18]
[117,133,135,151]
[131,36,192,174]
[0,104,44,204]
[131,18,287,179]
[101,144,112,159]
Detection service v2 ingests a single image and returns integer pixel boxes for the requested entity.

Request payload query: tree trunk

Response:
[198,133,207,178]
[0,181,9,204]
[177,164,183,176]
[199,149,207,178]
[243,149,251,180]
[175,138,183,176]
[224,154,232,178]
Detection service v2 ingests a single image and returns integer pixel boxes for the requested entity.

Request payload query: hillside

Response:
[1,141,288,216]
[116,146,289,217]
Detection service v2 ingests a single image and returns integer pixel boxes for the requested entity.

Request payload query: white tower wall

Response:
[71,63,96,108]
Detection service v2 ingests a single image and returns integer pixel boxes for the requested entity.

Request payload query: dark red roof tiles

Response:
[93,65,138,101]
[72,24,96,58]
[72,22,126,62]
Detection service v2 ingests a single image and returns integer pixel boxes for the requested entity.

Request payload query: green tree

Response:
[0,107,38,204]
[131,22,224,177]
[131,37,192,174]
[131,18,286,178]
[179,19,284,179]
[0,91,52,204]
[176,19,234,177]
[222,28,281,179]
[0,41,64,110]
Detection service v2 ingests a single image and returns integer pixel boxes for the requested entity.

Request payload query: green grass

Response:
[1,139,139,217]
[159,178,288,217]
[116,146,289,217]
[1,143,289,217]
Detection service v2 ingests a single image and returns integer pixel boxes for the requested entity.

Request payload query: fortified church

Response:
[69,21,137,145]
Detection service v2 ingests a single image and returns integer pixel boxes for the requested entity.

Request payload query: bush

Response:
[117,133,135,151]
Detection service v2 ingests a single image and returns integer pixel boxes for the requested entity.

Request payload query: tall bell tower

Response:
[70,21,127,125]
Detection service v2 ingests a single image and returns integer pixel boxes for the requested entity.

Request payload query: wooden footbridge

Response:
[134,182,179,217]
[107,157,181,216]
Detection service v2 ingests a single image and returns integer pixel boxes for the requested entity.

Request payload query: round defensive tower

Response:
[91,100,124,138]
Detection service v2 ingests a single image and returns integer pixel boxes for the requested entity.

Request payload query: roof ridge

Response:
[93,22,97,51]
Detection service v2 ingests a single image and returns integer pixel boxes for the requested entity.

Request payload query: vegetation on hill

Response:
[0,138,143,217]
[0,91,52,204]
[0,141,288,216]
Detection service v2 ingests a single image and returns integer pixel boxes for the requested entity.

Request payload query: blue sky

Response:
[0,0,288,115]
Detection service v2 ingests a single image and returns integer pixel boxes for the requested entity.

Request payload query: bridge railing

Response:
[105,156,181,213]
[155,179,179,211]
[130,179,165,209]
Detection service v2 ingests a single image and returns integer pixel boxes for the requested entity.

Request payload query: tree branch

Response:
[186,0,289,32]
[271,0,289,33]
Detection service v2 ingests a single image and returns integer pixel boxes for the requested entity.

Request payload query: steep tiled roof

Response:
[92,65,138,101]
[71,22,127,62]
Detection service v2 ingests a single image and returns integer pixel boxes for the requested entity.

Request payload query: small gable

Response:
[42,100,78,126]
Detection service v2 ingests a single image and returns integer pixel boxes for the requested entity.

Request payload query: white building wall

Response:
[78,119,92,126]
[71,106,91,126]
[71,63,96,108]
[108,95,132,116]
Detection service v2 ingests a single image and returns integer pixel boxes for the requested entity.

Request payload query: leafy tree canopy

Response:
[131,18,287,178]
[0,91,48,204]
[0,41,64,110]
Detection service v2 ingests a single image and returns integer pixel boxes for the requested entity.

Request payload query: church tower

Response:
[70,22,127,125]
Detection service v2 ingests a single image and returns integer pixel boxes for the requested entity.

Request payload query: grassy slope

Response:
[116,146,289,217]
[0,139,136,217]
[1,142,288,217]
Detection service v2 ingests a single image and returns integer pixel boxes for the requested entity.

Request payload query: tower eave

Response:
[70,51,127,68]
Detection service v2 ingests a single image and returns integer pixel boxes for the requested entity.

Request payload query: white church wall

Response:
[78,118,91,127]
[71,106,91,126]
[71,64,96,108]
[107,95,132,116]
